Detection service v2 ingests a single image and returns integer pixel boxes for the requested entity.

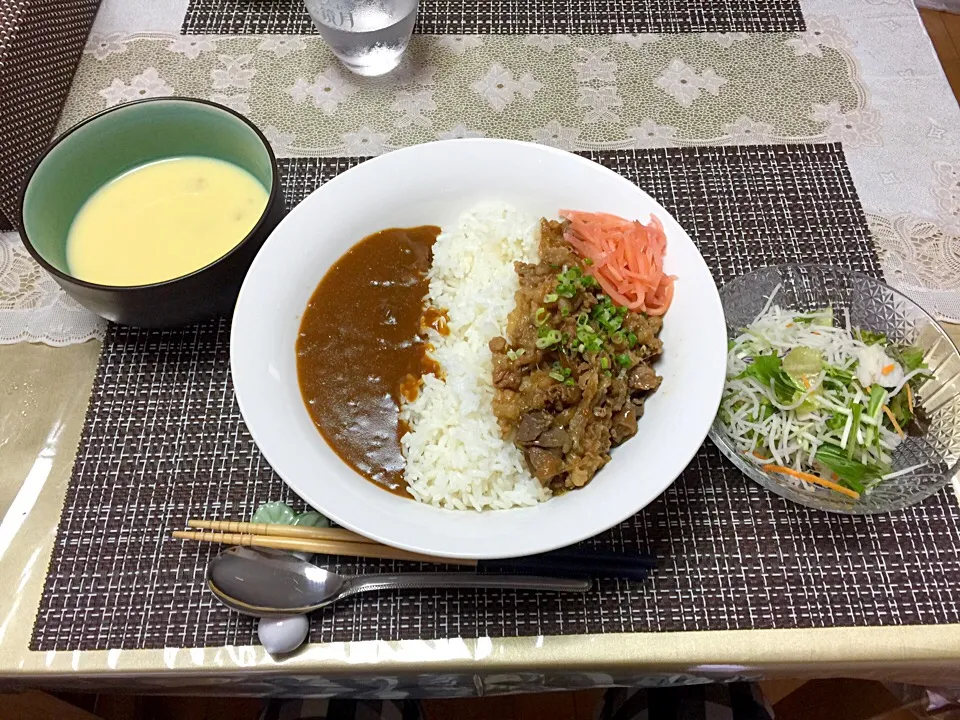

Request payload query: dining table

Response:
[1,0,960,697]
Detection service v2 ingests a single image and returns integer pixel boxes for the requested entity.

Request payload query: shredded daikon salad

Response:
[719,288,931,500]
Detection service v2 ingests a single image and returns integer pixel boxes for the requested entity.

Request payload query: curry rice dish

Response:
[296,203,673,511]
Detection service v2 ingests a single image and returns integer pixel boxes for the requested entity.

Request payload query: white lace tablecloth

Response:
[4,0,960,345]
[0,233,105,344]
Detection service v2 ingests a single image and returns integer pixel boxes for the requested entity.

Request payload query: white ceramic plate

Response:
[232,139,726,559]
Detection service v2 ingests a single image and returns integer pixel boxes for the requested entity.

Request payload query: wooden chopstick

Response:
[187,519,370,544]
[176,518,657,580]
[173,529,475,567]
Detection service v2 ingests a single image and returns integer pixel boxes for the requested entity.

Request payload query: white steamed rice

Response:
[399,203,551,510]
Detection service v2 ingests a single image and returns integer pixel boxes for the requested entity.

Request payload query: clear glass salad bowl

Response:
[709,264,960,514]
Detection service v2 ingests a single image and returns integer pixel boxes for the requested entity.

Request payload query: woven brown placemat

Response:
[32,144,960,652]
[182,0,805,35]
[0,0,100,230]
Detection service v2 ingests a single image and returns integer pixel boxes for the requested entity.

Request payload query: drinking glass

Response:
[304,0,419,76]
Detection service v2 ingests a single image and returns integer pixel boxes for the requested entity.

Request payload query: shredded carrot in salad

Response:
[883,405,905,437]
[559,210,675,315]
[763,464,861,500]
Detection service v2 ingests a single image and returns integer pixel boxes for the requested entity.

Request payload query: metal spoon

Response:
[207,546,593,616]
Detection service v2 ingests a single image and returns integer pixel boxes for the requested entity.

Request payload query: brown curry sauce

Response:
[296,226,441,496]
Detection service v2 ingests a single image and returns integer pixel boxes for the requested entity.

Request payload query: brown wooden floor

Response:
[3,9,958,720]
[921,7,960,97]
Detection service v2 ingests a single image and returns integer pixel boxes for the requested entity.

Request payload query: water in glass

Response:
[304,0,419,76]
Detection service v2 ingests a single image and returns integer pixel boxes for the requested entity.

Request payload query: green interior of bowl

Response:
[21,99,274,276]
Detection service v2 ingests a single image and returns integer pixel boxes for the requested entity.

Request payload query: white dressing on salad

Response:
[855,344,904,389]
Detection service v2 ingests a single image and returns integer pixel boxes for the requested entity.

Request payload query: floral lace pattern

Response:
[0,235,105,346]
[869,213,960,323]
[933,159,960,235]
[98,67,174,106]
[60,30,864,154]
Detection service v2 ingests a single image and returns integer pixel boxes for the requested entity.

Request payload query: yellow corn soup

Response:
[67,156,269,286]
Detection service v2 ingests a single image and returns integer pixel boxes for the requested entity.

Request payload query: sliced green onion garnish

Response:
[536,329,562,349]
[867,385,886,419]
[846,404,862,459]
